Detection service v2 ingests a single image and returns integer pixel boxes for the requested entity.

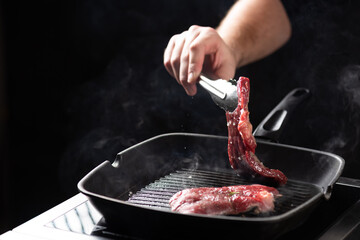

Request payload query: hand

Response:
[163,25,237,96]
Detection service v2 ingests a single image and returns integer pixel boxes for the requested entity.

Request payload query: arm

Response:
[217,0,291,68]
[163,0,291,96]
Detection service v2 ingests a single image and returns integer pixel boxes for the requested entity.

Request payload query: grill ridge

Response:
[127,169,319,217]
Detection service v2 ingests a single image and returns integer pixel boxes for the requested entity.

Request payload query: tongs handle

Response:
[198,75,238,112]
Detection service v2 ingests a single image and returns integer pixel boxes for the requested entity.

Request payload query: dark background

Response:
[1,0,360,234]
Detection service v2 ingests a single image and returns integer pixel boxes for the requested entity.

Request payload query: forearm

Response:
[217,0,291,67]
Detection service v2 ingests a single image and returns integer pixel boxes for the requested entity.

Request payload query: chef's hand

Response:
[163,25,237,96]
[163,0,291,96]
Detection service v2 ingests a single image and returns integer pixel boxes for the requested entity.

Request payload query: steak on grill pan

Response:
[169,184,280,215]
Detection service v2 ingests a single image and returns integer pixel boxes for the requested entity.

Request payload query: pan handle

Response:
[253,88,311,142]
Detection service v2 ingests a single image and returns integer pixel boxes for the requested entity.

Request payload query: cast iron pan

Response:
[78,88,344,239]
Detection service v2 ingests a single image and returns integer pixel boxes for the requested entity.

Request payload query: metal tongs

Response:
[198,75,238,112]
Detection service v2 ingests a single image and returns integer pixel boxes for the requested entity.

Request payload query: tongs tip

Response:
[198,75,238,112]
[229,79,238,85]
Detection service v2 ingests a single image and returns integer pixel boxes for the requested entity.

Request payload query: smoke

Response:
[338,65,360,111]
[302,64,360,173]
[328,65,360,153]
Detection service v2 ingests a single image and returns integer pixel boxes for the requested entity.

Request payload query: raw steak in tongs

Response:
[226,77,287,185]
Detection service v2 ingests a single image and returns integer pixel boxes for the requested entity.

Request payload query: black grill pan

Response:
[78,133,343,240]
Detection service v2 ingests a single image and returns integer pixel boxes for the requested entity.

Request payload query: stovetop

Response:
[3,177,360,240]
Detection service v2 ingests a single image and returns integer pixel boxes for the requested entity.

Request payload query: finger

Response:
[170,31,187,83]
[179,26,201,83]
[184,84,197,96]
[179,26,201,95]
[163,35,177,80]
[187,37,206,84]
